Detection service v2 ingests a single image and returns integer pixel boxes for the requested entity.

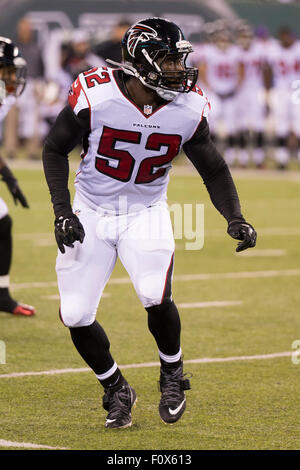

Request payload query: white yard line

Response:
[171,166,300,180]
[173,269,300,282]
[185,351,293,363]
[0,368,90,378]
[235,249,286,257]
[0,351,293,379]
[11,281,58,290]
[0,439,67,449]
[10,269,300,291]
[42,293,110,300]
[177,301,243,308]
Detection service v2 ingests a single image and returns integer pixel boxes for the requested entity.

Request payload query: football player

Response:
[0,37,36,316]
[266,27,300,168]
[196,21,245,166]
[235,23,268,168]
[43,18,257,429]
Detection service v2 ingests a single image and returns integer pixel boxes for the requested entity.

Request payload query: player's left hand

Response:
[55,214,85,254]
[227,219,257,252]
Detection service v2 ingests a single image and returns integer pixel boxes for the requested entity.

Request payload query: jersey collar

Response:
[112,69,171,119]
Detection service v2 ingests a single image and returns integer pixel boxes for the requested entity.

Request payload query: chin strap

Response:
[105,59,178,102]
[155,88,178,101]
[106,59,138,77]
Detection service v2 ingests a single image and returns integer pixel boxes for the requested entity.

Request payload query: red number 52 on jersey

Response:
[96,126,182,184]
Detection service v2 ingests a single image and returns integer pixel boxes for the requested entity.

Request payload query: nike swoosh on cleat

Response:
[168,399,186,416]
[106,419,117,424]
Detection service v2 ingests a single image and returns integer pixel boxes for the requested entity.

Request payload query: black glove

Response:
[1,166,29,208]
[227,219,257,252]
[55,214,85,254]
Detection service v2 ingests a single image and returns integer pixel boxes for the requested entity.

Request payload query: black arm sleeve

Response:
[183,118,245,223]
[42,105,90,218]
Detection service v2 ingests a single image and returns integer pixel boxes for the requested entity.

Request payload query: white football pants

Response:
[56,195,175,327]
[235,86,266,132]
[206,92,238,135]
[270,85,300,137]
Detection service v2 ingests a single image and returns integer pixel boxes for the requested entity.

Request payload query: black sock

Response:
[226,134,236,149]
[253,131,265,148]
[0,215,13,275]
[146,300,181,356]
[69,320,116,376]
[0,215,17,313]
[0,287,17,313]
[100,368,125,390]
[160,357,182,370]
[237,130,249,149]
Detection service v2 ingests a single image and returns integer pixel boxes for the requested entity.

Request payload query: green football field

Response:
[0,160,300,450]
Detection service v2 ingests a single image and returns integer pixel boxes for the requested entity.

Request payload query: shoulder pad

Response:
[68,66,113,115]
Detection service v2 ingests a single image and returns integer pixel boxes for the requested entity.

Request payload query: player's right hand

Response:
[9,180,29,208]
[1,165,29,208]
[54,214,85,254]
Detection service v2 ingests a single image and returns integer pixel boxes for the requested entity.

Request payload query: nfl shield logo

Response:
[144,104,153,115]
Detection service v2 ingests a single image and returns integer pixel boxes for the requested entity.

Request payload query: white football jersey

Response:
[267,39,300,87]
[68,67,210,213]
[0,95,16,123]
[199,43,241,94]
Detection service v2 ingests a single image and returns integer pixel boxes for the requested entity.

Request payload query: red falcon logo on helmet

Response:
[127,23,158,57]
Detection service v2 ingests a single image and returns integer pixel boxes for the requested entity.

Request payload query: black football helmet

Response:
[106,17,198,100]
[0,36,27,101]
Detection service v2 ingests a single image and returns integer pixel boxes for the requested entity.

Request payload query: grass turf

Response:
[0,163,299,450]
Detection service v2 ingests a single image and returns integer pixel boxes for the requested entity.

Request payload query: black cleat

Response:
[158,361,191,424]
[103,382,137,429]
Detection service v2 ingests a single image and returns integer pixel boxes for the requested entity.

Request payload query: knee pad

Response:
[137,273,172,308]
[137,253,174,308]
[137,273,164,307]
[59,296,96,328]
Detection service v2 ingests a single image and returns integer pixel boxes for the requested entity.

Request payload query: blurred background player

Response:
[3,17,44,161]
[196,20,245,166]
[38,28,106,141]
[62,29,106,83]
[92,19,131,65]
[0,36,35,316]
[266,26,300,169]
[235,22,269,168]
